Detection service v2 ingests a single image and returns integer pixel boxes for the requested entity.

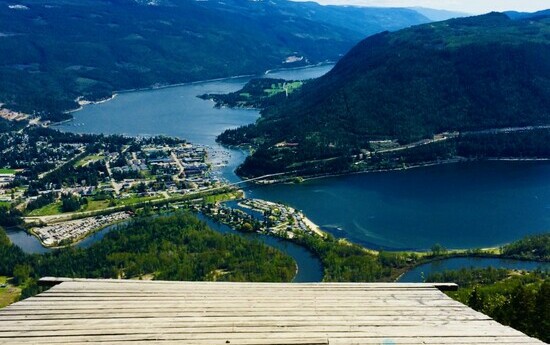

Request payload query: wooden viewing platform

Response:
[0,278,544,344]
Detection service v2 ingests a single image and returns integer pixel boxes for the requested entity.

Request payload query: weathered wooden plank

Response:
[0,323,527,338]
[39,277,457,289]
[0,319,506,333]
[0,310,478,320]
[3,340,542,345]
[1,279,539,344]
[0,329,530,343]
[23,298,455,305]
[3,338,542,345]
[0,316,495,331]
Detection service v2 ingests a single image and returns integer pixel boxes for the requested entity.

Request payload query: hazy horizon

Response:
[292,0,549,15]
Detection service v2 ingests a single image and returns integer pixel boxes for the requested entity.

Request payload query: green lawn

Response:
[117,195,161,206]
[27,195,163,216]
[0,277,20,309]
[0,168,16,174]
[265,81,303,97]
[139,170,156,180]
[82,199,110,212]
[28,202,63,216]
[203,191,242,204]
[0,201,11,207]
[74,154,104,168]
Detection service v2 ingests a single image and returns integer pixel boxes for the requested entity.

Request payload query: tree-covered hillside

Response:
[218,13,550,178]
[0,0,428,121]
[427,268,549,342]
[0,213,296,298]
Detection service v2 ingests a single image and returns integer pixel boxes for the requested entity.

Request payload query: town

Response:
[0,124,240,247]
[32,212,131,247]
[199,198,324,240]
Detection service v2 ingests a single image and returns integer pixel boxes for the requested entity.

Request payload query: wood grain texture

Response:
[0,278,543,344]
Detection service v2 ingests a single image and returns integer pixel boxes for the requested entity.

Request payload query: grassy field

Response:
[0,277,20,308]
[82,199,111,212]
[140,170,156,180]
[117,195,162,206]
[0,201,11,207]
[74,154,104,168]
[0,168,16,174]
[265,81,303,97]
[203,191,243,204]
[28,202,63,216]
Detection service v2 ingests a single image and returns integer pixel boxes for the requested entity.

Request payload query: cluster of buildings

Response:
[32,212,131,247]
[200,198,323,240]
[239,199,323,238]
[111,143,213,194]
[0,173,14,189]
[0,106,28,122]
[0,131,86,178]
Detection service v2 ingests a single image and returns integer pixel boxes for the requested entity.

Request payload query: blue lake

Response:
[247,160,550,250]
[399,257,550,283]
[7,62,547,278]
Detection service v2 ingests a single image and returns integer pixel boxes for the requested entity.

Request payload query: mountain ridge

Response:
[217,12,550,178]
[0,0,429,121]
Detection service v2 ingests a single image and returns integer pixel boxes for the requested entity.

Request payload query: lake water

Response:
[247,161,550,250]
[5,216,323,282]
[57,64,334,183]
[12,63,548,269]
[197,214,323,282]
[6,65,332,280]
[399,257,550,283]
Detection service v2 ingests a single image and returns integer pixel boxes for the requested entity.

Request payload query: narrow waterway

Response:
[399,257,550,282]
[6,213,324,283]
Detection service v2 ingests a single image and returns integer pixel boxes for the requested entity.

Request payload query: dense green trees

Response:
[26,194,55,213]
[0,213,296,296]
[219,13,550,177]
[0,0,428,119]
[428,269,549,342]
[60,194,84,213]
[0,206,23,227]
[502,233,550,261]
[294,233,392,282]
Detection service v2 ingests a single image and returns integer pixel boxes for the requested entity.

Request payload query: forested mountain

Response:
[218,13,550,177]
[0,0,429,121]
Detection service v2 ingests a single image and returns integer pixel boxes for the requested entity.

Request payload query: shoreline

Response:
[28,215,132,250]
[237,156,550,185]
[66,94,119,114]
[59,62,336,116]
[303,156,550,182]
[237,198,326,238]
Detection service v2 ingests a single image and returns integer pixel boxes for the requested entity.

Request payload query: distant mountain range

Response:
[218,12,550,178]
[0,0,431,121]
[408,7,469,21]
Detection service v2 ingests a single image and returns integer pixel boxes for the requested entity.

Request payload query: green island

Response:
[217,13,550,180]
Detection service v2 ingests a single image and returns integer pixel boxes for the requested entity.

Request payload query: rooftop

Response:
[0,278,544,344]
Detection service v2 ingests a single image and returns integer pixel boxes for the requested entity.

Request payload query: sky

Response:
[293,0,550,14]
